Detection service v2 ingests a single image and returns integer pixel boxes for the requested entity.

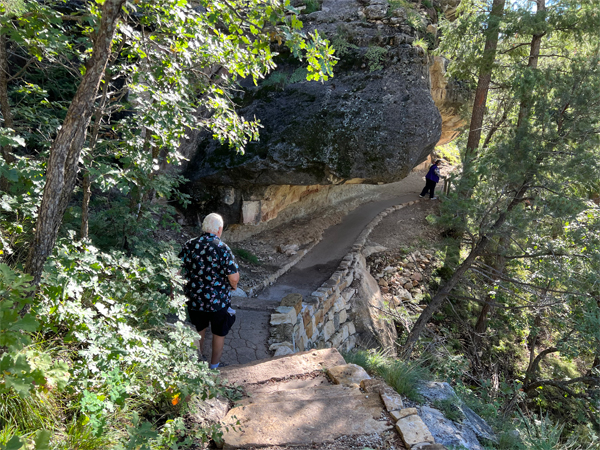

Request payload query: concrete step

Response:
[218,348,346,386]
[244,373,331,397]
[238,382,365,406]
[221,386,393,449]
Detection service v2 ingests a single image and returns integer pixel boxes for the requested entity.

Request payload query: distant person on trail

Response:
[420,159,443,200]
[178,213,239,369]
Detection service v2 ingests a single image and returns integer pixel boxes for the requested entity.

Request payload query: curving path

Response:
[205,172,440,366]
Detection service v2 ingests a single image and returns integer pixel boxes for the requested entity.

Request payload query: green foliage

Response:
[0,0,25,16]
[0,0,339,445]
[331,27,359,59]
[406,10,426,32]
[0,265,37,354]
[412,38,429,52]
[233,248,260,264]
[344,350,429,401]
[518,414,582,450]
[289,67,310,84]
[303,0,320,14]
[414,0,600,447]
[388,0,416,16]
[364,46,388,72]
[432,398,466,422]
[435,142,461,166]
[261,67,309,89]
[0,265,69,406]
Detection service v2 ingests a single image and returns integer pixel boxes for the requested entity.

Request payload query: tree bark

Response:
[80,171,91,239]
[516,0,546,130]
[0,33,16,165]
[26,0,126,284]
[464,0,506,160]
[79,76,109,240]
[523,346,558,388]
[472,0,546,343]
[474,237,506,339]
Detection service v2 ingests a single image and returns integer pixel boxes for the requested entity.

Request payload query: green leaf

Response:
[34,430,52,450]
[8,314,39,333]
[4,436,25,450]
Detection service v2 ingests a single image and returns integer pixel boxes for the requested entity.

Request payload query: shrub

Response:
[332,36,359,58]
[303,0,320,14]
[1,239,224,448]
[365,46,388,72]
[233,248,260,264]
[412,38,429,52]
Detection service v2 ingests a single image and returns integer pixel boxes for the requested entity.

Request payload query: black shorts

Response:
[188,307,236,337]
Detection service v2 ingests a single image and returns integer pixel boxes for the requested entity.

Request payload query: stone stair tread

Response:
[219,349,346,386]
[238,383,366,406]
[245,374,331,396]
[222,388,393,449]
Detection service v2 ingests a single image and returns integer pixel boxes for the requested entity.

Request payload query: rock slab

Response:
[219,348,346,386]
[327,363,371,387]
[396,414,435,448]
[221,387,392,448]
[419,406,484,450]
[418,381,496,443]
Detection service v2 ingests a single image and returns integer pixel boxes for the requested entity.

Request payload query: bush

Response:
[365,46,388,72]
[303,0,320,14]
[0,240,224,448]
[233,248,260,264]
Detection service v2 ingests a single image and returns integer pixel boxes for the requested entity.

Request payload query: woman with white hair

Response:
[178,213,240,369]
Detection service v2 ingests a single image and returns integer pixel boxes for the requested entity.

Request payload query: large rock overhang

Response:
[180,0,448,226]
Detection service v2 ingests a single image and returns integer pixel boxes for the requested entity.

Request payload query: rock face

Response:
[417,381,497,448]
[352,252,398,353]
[181,0,452,226]
[429,56,467,146]
[419,406,485,450]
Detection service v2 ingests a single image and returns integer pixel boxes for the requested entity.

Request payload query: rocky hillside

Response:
[179,0,465,229]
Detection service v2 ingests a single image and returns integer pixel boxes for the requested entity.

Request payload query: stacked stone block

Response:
[269,262,359,354]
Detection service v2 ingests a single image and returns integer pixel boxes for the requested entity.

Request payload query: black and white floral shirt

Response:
[178,233,239,312]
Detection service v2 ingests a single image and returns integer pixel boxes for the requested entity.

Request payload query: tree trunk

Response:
[0,33,15,165]
[474,237,506,339]
[79,76,109,240]
[464,0,506,160]
[523,346,558,388]
[516,0,546,130]
[80,171,91,239]
[473,0,546,343]
[26,0,125,284]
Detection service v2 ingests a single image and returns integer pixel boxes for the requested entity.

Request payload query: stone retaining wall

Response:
[269,199,423,355]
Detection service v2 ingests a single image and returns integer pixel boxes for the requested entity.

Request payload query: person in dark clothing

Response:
[178,213,239,369]
[420,159,443,200]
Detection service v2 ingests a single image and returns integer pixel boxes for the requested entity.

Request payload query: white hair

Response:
[202,213,224,234]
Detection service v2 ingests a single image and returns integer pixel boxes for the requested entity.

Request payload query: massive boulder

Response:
[181,0,456,226]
